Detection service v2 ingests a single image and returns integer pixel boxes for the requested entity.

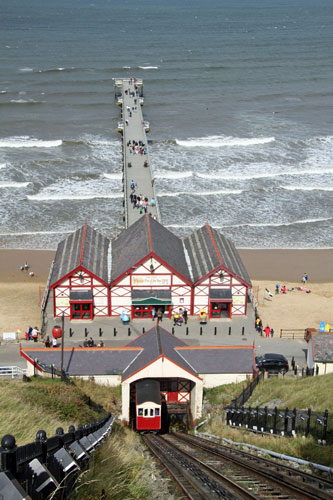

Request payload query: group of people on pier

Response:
[127,139,147,155]
[129,187,155,215]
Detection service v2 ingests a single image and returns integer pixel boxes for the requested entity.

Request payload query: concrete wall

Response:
[199,372,249,388]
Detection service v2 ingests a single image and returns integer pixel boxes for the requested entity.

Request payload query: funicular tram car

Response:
[136,379,161,432]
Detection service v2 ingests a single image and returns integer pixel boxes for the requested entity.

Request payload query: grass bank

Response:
[203,373,333,467]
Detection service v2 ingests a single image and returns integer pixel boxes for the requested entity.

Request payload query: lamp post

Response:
[61,313,65,380]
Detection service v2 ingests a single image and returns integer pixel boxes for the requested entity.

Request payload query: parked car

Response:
[255,353,289,374]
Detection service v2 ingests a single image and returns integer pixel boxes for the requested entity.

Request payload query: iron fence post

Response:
[273,407,277,435]
[306,408,311,436]
[264,406,268,433]
[256,406,259,430]
[247,406,251,429]
[0,435,17,474]
[322,409,329,441]
[292,408,297,435]
[284,407,289,435]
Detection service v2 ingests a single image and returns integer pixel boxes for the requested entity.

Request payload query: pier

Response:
[114,78,160,228]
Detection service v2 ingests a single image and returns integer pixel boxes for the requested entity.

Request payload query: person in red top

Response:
[264,325,270,338]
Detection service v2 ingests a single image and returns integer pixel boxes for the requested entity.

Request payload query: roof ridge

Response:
[146,213,153,252]
[205,222,223,265]
[79,221,88,266]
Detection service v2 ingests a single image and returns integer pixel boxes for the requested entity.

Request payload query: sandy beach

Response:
[0,248,332,335]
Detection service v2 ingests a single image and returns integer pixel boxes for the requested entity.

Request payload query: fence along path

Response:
[114,78,160,228]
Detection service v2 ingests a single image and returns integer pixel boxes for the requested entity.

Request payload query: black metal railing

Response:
[0,412,114,499]
[225,406,329,442]
[230,372,264,408]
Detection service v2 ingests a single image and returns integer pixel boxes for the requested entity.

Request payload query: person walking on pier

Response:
[130,180,135,191]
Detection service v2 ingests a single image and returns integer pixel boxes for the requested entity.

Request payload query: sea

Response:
[1,0,332,250]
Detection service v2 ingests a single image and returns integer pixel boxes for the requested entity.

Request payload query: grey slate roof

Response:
[122,326,197,380]
[176,347,255,374]
[22,349,140,376]
[50,223,109,286]
[183,224,251,285]
[111,215,191,283]
[312,334,333,363]
[209,289,232,300]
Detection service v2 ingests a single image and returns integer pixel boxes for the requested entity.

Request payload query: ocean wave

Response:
[37,67,75,73]
[123,66,131,69]
[103,173,122,180]
[0,230,70,236]
[196,167,333,181]
[158,189,242,197]
[0,137,62,148]
[0,90,7,94]
[0,163,6,170]
[167,217,333,230]
[138,66,159,70]
[27,193,122,201]
[282,185,333,192]
[8,99,44,105]
[19,67,33,72]
[0,182,31,188]
[176,135,275,148]
[154,170,193,180]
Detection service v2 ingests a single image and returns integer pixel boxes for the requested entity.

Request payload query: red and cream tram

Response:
[136,379,161,432]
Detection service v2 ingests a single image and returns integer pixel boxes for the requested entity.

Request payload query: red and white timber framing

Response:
[193,267,248,317]
[52,268,109,318]
[110,253,192,317]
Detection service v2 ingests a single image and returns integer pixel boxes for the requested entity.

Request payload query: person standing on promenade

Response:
[183,309,188,325]
[270,327,274,338]
[152,307,156,321]
[157,308,163,323]
[264,325,270,338]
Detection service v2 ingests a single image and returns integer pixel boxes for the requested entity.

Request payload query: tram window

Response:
[155,408,160,416]
[144,409,148,416]
[150,408,154,416]
[138,408,143,416]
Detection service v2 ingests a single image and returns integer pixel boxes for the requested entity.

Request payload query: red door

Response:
[70,302,93,319]
[210,302,231,318]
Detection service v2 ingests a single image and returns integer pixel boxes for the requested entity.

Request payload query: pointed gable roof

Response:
[122,326,198,380]
[111,215,191,283]
[183,223,251,285]
[50,222,110,286]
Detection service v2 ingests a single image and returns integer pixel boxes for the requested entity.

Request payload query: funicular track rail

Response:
[143,433,333,500]
[170,432,333,499]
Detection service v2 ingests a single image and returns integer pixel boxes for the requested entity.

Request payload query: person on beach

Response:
[275,282,280,294]
[302,273,308,284]
[281,285,287,294]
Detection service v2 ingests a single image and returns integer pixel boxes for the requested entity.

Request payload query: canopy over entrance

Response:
[132,290,172,305]
[209,289,232,302]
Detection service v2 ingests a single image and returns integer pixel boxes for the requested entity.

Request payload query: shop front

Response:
[209,289,232,319]
[69,290,94,320]
[131,290,172,319]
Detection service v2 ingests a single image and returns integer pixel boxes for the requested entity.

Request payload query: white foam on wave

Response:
[0,163,6,170]
[123,66,131,69]
[221,217,333,228]
[28,193,122,201]
[158,189,242,197]
[138,66,159,70]
[196,167,333,181]
[19,67,33,72]
[10,99,43,104]
[0,136,62,148]
[176,135,275,148]
[0,91,7,94]
[0,230,70,236]
[0,182,31,188]
[154,170,193,180]
[167,217,332,230]
[282,185,333,192]
[103,172,122,180]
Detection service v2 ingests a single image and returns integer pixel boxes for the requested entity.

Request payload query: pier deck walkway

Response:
[115,78,160,228]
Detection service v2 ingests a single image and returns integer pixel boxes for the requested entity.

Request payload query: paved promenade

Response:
[115,78,160,227]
